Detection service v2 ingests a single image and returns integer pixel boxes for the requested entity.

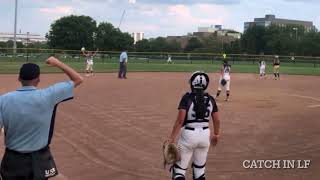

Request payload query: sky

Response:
[0,0,319,38]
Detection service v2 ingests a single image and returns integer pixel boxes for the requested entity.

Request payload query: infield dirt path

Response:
[0,73,319,180]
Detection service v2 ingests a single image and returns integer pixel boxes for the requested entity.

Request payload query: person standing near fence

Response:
[167,54,173,64]
[0,56,83,180]
[259,60,267,79]
[119,50,128,79]
[273,55,280,80]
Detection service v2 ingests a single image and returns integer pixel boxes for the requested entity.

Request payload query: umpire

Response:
[0,56,83,180]
[118,50,128,79]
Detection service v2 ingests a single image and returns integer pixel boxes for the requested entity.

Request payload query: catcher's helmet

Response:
[189,71,209,91]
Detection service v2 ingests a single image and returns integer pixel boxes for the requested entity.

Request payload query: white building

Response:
[198,25,222,33]
[217,29,241,39]
[0,32,46,44]
[131,32,144,44]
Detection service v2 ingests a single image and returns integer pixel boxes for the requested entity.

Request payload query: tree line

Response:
[1,15,320,56]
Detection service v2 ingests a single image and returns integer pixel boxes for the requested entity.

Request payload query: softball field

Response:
[0,73,319,180]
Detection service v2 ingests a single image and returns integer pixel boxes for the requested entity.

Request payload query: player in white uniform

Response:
[168,71,220,180]
[216,61,231,101]
[167,55,173,64]
[259,60,266,79]
[82,49,98,76]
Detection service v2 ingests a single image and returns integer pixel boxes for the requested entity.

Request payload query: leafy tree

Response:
[135,39,151,52]
[185,37,203,52]
[95,22,133,51]
[149,37,169,52]
[46,15,97,50]
[167,40,182,52]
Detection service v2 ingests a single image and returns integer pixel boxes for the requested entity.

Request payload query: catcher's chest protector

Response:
[184,94,213,126]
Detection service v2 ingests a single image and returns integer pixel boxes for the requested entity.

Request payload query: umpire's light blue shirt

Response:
[0,81,74,153]
[119,52,128,63]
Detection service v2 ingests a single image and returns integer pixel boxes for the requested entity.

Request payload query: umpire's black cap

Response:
[19,63,40,80]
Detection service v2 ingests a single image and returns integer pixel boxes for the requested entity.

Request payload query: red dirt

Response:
[0,73,319,180]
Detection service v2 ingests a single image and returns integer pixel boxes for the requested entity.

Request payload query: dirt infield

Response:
[0,72,319,180]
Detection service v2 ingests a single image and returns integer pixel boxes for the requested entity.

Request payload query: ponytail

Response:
[193,89,206,119]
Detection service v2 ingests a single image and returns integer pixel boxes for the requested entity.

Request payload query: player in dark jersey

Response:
[167,71,221,180]
[273,55,280,80]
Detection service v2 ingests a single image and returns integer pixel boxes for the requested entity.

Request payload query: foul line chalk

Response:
[307,104,320,108]
[289,94,320,102]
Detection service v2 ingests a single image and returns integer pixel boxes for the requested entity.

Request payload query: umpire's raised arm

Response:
[46,56,84,87]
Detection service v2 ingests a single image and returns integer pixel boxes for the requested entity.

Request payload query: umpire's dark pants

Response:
[118,62,127,78]
[0,147,57,180]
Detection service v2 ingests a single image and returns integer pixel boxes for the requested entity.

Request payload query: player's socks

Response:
[216,91,221,98]
[226,92,230,101]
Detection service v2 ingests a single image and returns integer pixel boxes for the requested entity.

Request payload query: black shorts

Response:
[0,147,58,180]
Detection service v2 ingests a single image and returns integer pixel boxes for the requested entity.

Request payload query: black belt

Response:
[185,127,209,131]
[5,146,49,155]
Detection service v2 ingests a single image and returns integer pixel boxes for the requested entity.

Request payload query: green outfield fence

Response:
[1,47,320,68]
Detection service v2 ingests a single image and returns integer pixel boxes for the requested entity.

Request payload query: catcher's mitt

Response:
[162,141,180,168]
[221,78,227,86]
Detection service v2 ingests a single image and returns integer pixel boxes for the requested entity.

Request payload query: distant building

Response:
[0,32,46,44]
[131,32,144,44]
[244,14,314,31]
[196,25,241,39]
[216,29,241,39]
[198,25,222,33]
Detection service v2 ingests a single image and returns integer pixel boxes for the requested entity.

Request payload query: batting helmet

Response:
[189,71,209,91]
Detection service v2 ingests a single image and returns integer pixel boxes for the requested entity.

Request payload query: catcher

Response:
[216,60,231,101]
[165,71,220,180]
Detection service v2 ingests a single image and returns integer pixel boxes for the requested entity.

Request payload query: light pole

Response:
[13,0,18,55]
[293,27,298,40]
[292,27,298,57]
[26,32,29,62]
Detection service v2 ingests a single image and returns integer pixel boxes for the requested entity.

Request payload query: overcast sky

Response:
[0,0,319,38]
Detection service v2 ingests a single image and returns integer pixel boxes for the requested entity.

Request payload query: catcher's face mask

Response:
[189,71,209,91]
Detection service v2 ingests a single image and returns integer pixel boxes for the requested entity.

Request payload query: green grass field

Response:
[0,57,319,75]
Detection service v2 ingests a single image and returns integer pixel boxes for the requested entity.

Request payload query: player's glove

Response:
[221,79,227,86]
[162,141,180,168]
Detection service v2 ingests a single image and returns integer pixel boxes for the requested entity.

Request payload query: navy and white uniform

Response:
[172,92,218,179]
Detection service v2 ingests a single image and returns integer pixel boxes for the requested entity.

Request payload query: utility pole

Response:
[26,32,29,62]
[13,0,18,55]
[293,27,298,56]
[118,10,126,29]
[293,27,298,40]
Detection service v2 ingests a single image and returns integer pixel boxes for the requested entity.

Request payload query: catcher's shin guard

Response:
[171,164,187,180]
[192,163,206,180]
